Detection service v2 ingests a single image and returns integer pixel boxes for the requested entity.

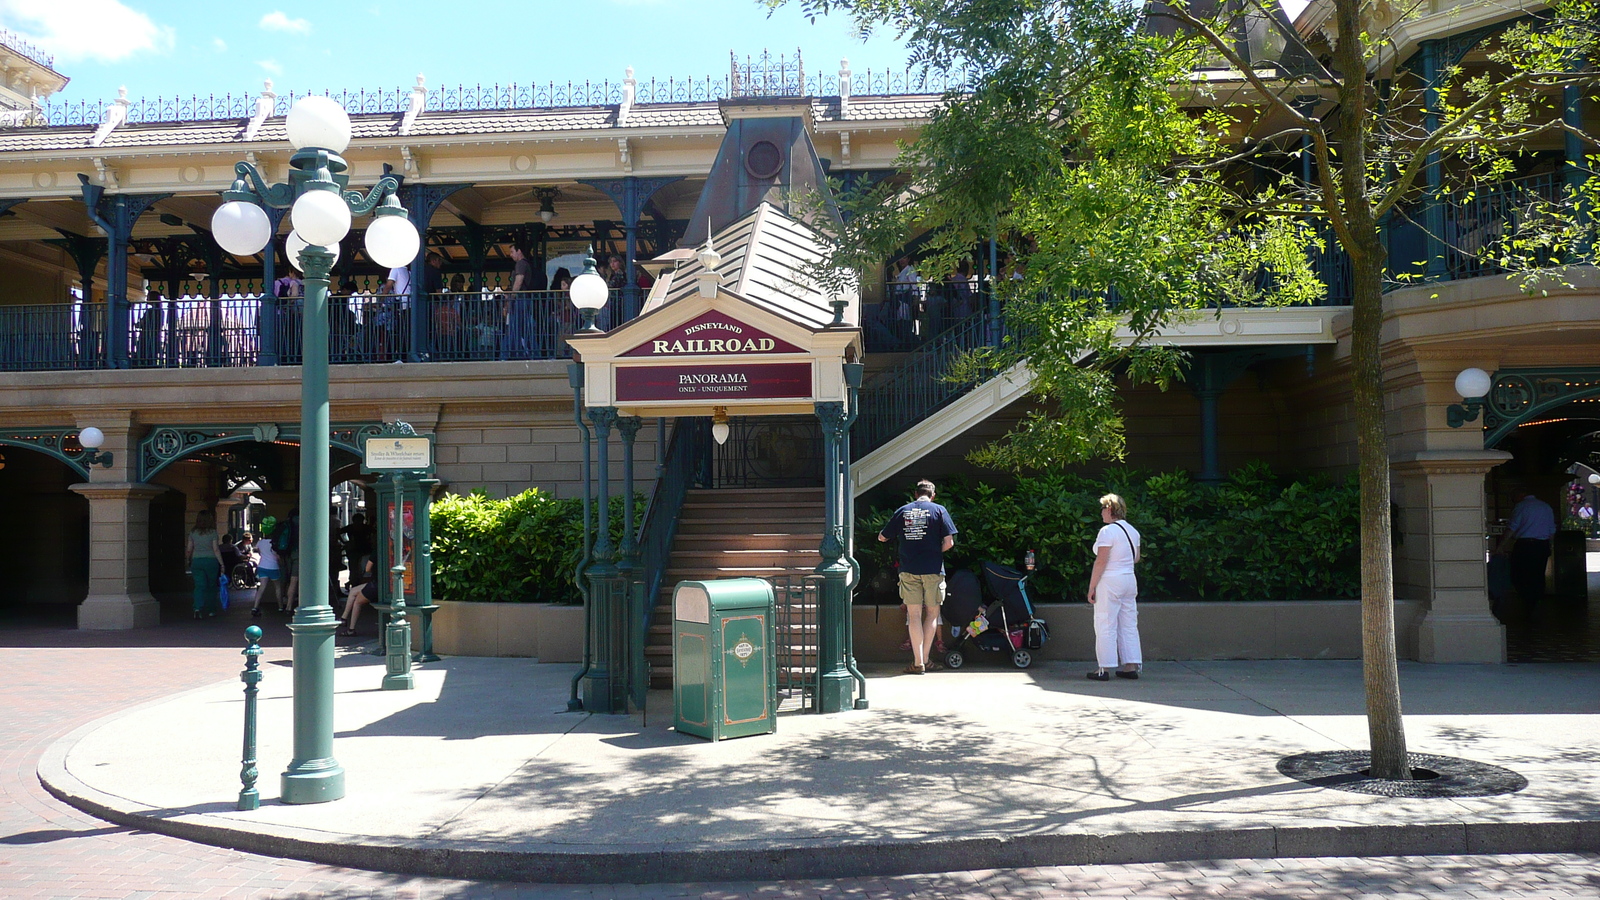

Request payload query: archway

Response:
[0,445,89,621]
[1486,394,1600,662]
[135,424,373,623]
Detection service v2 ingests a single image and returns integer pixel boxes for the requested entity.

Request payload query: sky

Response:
[0,0,916,108]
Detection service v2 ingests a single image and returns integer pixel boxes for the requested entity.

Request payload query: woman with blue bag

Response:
[186,510,225,619]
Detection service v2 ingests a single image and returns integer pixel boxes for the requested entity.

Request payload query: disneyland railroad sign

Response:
[622,310,803,357]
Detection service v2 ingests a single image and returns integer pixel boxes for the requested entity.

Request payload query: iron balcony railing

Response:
[1443,171,1565,281]
[0,291,594,371]
[41,60,970,127]
[0,303,106,371]
[865,279,988,353]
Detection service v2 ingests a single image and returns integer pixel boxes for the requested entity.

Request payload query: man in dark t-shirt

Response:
[879,479,957,674]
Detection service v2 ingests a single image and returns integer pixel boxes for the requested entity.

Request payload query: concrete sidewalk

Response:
[37,654,1600,883]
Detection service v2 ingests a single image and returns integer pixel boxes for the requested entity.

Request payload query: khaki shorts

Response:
[898,572,945,607]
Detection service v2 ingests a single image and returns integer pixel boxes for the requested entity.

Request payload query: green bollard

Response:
[238,625,264,811]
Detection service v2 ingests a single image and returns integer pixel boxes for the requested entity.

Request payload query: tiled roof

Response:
[649,203,857,329]
[0,95,942,154]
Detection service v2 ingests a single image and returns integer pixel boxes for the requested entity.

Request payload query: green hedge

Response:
[855,462,1358,603]
[430,489,638,604]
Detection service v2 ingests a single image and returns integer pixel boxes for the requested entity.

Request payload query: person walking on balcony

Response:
[879,479,958,675]
[500,245,538,359]
[1497,487,1557,613]
[1087,493,1142,681]
[185,510,224,619]
[382,263,411,362]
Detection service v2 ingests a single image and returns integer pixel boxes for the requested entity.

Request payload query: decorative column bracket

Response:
[0,428,93,480]
[398,182,471,361]
[580,176,683,321]
[77,175,171,369]
[1444,367,1600,448]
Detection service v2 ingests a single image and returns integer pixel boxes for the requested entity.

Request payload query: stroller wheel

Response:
[944,650,965,670]
[1011,650,1033,669]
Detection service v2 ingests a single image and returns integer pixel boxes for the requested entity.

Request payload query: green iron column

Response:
[583,406,627,713]
[1420,40,1447,281]
[814,400,855,713]
[281,245,345,804]
[616,415,644,708]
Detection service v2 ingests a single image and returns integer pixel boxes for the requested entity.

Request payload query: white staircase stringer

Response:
[852,362,1035,498]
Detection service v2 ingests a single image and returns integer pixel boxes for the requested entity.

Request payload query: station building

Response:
[0,2,1596,669]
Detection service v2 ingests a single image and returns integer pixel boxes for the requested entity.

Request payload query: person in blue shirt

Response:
[1497,487,1557,611]
[878,479,958,674]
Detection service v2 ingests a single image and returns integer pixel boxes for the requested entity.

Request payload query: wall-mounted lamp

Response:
[537,188,558,224]
[712,407,730,445]
[1446,367,1493,428]
[77,426,114,468]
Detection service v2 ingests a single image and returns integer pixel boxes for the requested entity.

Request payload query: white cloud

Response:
[257,58,283,76]
[212,37,227,52]
[0,0,175,64]
[258,11,311,34]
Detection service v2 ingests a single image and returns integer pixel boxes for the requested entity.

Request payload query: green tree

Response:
[770,0,1598,778]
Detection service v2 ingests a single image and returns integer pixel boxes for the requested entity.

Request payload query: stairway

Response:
[646,486,825,686]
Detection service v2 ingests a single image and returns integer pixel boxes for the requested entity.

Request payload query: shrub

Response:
[855,462,1358,603]
[430,489,639,604]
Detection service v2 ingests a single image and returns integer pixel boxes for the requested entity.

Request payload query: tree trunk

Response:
[1348,243,1410,780]
[1331,0,1410,782]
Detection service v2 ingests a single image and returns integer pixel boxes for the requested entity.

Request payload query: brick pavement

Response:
[3,605,1598,899]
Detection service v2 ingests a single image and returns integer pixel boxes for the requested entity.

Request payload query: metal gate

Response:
[768,573,821,712]
[710,416,822,488]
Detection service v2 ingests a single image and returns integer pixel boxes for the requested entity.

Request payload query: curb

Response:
[38,727,1600,884]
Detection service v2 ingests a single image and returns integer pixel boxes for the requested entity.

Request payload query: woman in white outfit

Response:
[1086,493,1142,681]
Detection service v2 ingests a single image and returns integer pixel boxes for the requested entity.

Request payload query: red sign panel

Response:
[623,310,802,357]
[616,362,812,402]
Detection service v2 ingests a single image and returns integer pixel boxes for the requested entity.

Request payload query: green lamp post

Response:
[211,95,422,805]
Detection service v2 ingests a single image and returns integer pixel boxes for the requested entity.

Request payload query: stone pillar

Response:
[70,482,166,629]
[1393,450,1511,663]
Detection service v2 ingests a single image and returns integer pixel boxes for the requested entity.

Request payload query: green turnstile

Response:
[673,578,777,741]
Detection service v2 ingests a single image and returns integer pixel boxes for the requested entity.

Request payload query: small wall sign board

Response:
[361,424,436,475]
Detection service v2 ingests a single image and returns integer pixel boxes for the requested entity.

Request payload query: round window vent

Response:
[744,140,784,180]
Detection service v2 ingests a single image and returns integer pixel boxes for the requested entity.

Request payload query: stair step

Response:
[672,534,822,548]
[677,521,825,534]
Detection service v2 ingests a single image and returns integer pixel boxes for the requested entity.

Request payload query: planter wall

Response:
[436,599,1424,664]
[853,600,1426,663]
[430,601,584,661]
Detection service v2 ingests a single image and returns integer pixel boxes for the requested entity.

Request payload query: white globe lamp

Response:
[286,230,340,272]
[211,200,273,256]
[285,95,352,154]
[569,255,609,333]
[364,214,421,270]
[290,189,352,248]
[1454,367,1493,400]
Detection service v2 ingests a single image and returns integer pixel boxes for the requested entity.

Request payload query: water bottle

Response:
[1024,550,1035,571]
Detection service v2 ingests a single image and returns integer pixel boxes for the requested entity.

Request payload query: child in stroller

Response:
[941,559,1049,669]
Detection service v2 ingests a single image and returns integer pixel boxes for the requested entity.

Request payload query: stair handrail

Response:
[628,416,706,710]
[853,309,1002,458]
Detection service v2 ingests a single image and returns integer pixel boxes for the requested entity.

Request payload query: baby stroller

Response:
[941,561,1049,669]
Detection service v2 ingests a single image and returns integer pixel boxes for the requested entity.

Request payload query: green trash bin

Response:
[673,578,777,741]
